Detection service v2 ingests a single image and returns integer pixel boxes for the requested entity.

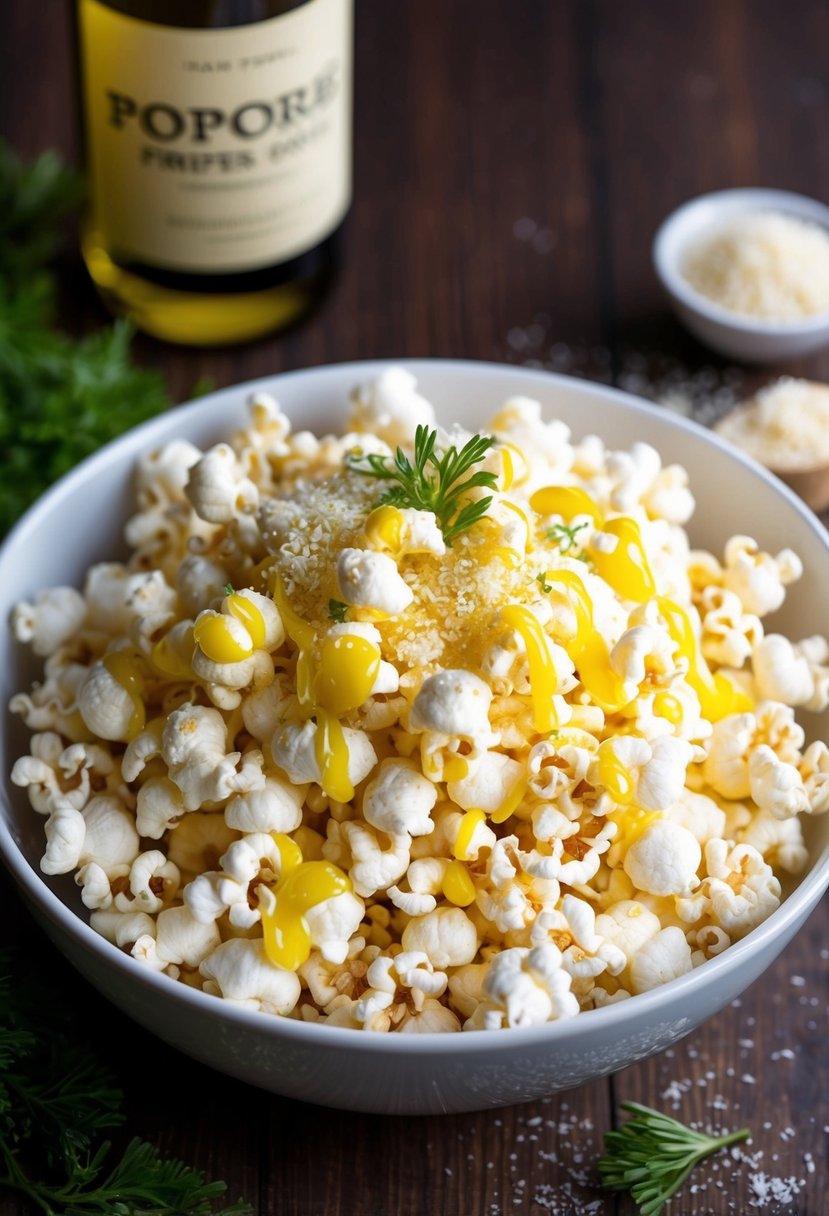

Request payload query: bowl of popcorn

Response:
[2,359,829,1115]
[653,187,829,362]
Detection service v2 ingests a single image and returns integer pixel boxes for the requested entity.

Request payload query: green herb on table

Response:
[598,1101,750,1216]
[349,425,498,545]
[0,951,251,1215]
[0,141,174,537]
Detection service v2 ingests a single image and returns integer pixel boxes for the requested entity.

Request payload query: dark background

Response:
[2,2,829,1212]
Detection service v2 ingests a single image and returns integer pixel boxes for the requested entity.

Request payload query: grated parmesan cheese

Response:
[714,378,829,471]
[682,211,829,322]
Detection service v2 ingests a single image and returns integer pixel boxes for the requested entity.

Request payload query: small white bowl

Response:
[653,187,829,363]
[2,361,829,1114]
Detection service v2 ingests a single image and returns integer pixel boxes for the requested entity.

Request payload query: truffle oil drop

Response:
[75,0,352,345]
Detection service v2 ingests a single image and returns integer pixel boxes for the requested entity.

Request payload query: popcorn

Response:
[467,944,579,1029]
[623,820,702,898]
[200,939,301,1014]
[12,586,86,657]
[9,369,825,1032]
[185,443,259,524]
[336,548,413,616]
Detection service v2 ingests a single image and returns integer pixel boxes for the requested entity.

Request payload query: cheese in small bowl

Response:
[715,377,829,511]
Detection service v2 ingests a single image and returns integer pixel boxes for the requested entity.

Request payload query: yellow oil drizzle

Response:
[260,833,352,971]
[499,499,535,552]
[193,613,253,664]
[102,652,146,740]
[314,635,381,717]
[598,744,634,804]
[364,504,403,552]
[150,627,194,679]
[656,597,754,722]
[273,576,381,803]
[272,576,315,705]
[501,604,560,733]
[609,806,661,852]
[530,485,604,525]
[541,569,631,712]
[653,691,683,724]
[491,778,528,824]
[454,808,486,860]
[442,755,470,782]
[442,859,477,907]
[312,708,353,803]
[226,593,267,648]
[592,517,655,603]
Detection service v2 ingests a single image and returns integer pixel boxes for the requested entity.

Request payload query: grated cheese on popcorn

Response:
[8,368,828,1033]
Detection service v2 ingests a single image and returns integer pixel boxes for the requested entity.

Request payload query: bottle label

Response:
[79,0,352,274]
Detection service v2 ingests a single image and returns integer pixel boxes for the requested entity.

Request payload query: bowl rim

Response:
[652,186,829,337]
[2,356,829,1052]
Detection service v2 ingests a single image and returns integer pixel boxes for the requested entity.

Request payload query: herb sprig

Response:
[0,950,251,1215]
[598,1101,750,1215]
[0,141,175,537]
[350,425,498,545]
[328,598,349,622]
[546,520,588,553]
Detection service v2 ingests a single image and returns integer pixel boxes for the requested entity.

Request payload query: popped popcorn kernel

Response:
[9,367,823,1031]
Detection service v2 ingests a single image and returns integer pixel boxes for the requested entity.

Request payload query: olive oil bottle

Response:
[75,0,353,345]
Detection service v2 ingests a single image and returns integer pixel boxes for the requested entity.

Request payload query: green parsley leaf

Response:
[0,142,83,288]
[536,573,553,593]
[0,949,252,1215]
[349,425,498,546]
[328,598,349,623]
[0,141,173,538]
[546,520,588,553]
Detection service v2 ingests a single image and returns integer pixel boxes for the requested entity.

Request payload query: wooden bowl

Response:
[714,380,829,513]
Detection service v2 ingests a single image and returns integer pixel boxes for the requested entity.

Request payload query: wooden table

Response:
[2,2,829,1212]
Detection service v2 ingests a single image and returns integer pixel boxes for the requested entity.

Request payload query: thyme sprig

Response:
[349,425,497,545]
[546,520,588,553]
[598,1102,750,1216]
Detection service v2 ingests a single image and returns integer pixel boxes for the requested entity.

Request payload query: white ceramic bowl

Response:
[2,360,829,1115]
[653,187,829,363]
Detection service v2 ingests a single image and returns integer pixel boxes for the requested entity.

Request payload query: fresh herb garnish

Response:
[598,1101,750,1216]
[0,950,251,1215]
[328,598,349,622]
[536,573,553,593]
[350,425,498,545]
[546,520,588,553]
[0,141,174,537]
[224,583,235,595]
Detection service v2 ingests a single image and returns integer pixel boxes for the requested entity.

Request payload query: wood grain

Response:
[2,2,829,1213]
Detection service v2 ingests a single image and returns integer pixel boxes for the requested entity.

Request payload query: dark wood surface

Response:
[2,2,829,1212]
